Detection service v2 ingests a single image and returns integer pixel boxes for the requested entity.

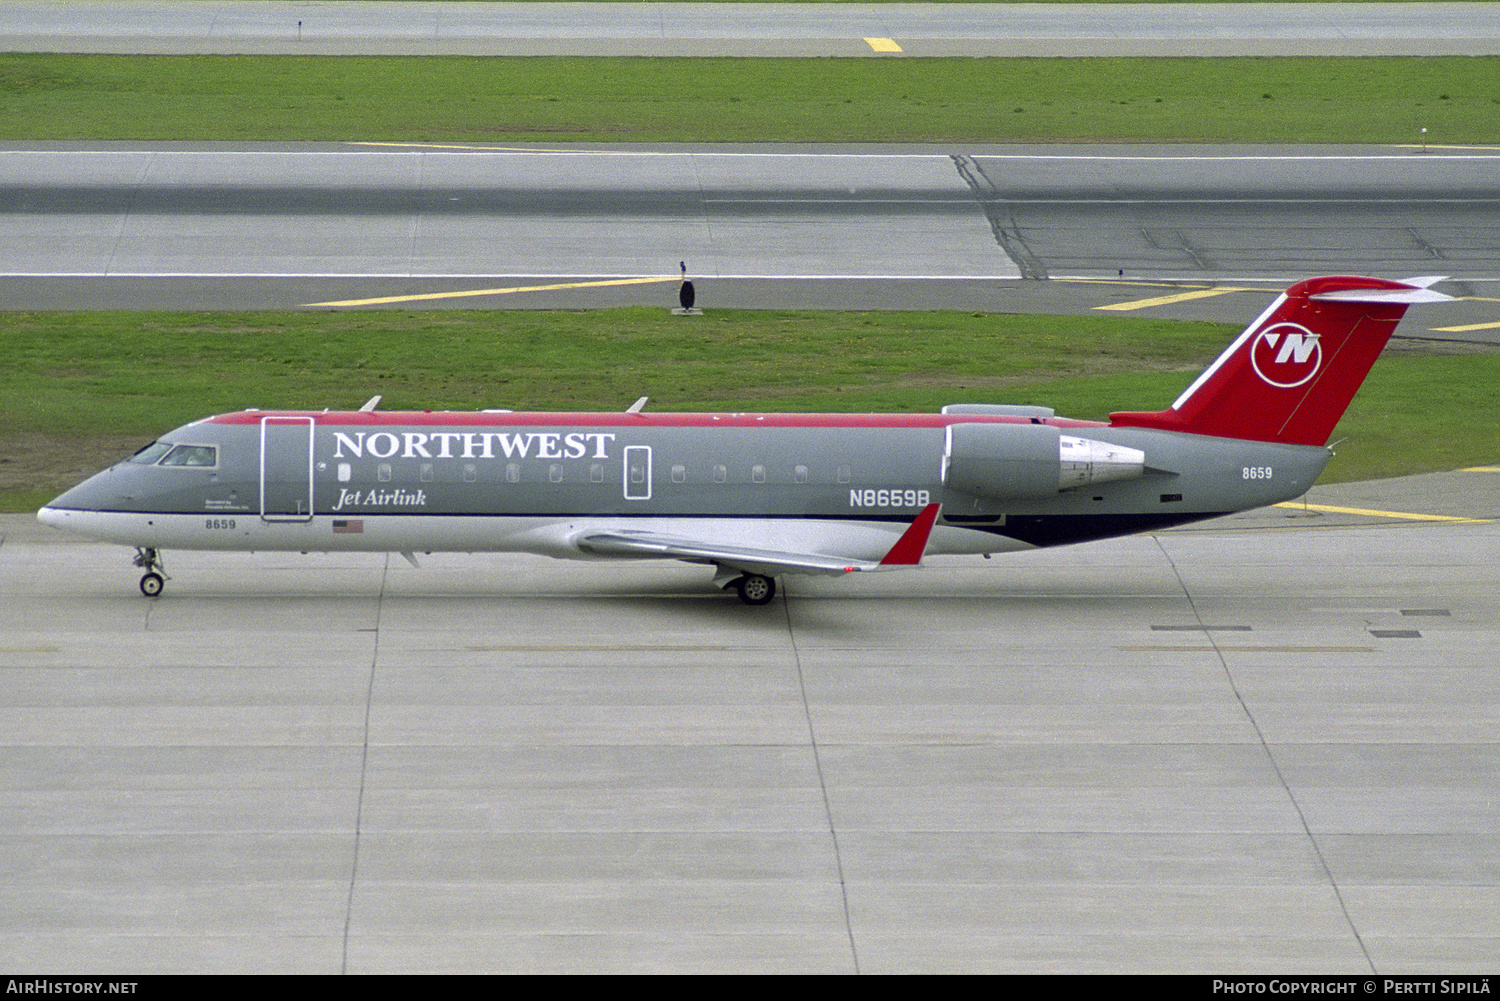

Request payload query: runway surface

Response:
[4,1,1499,57]
[5,141,1500,339]
[3,468,1498,973]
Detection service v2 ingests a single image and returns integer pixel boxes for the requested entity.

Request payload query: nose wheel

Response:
[132,547,168,597]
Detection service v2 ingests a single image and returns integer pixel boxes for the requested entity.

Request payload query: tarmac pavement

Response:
[2,468,1496,973]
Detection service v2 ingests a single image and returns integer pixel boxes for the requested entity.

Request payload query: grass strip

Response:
[1,54,1496,143]
[4,307,1496,510]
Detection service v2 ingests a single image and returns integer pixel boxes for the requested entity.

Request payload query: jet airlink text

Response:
[333,488,428,511]
[331,431,616,461]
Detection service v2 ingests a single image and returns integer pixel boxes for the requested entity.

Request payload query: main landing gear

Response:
[133,547,168,597]
[731,573,777,606]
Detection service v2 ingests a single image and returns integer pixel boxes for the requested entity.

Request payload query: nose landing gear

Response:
[133,547,168,597]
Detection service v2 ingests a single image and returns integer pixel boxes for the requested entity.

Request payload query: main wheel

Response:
[734,574,776,606]
[139,572,164,598]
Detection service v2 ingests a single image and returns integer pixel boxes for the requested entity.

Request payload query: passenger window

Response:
[712,464,727,484]
[378,463,392,482]
[590,463,604,483]
[420,463,434,483]
[463,463,477,483]
[751,465,765,484]
[837,464,851,484]
[794,464,808,484]
[549,463,564,483]
[158,444,217,467]
[505,463,520,484]
[671,464,686,483]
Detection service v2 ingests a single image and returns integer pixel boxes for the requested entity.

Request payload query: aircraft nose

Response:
[36,465,135,518]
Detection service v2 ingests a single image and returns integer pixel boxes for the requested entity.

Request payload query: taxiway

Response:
[4,142,1499,338]
[3,469,1498,973]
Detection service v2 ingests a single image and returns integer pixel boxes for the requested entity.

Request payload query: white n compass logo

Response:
[1250,322,1322,388]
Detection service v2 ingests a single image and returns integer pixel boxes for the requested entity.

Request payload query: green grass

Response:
[4,308,1497,510]
[1,54,1496,143]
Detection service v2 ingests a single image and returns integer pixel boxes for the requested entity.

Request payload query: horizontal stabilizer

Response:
[1311,287,1454,304]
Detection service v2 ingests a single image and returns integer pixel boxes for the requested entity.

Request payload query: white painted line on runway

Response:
[7,148,1500,162]
[0,271,1028,280]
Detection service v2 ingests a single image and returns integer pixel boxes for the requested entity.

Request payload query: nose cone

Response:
[34,464,140,540]
[39,467,125,514]
[36,504,74,531]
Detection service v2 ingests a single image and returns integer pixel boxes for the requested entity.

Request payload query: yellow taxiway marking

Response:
[1430,320,1500,332]
[864,37,903,52]
[1094,286,1256,311]
[1461,466,1500,473]
[1272,501,1490,524]
[305,276,679,308]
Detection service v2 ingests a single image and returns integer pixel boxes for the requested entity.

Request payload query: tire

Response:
[734,574,776,606]
[139,572,164,598]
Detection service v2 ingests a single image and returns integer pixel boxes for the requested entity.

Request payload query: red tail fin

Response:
[1110,276,1451,446]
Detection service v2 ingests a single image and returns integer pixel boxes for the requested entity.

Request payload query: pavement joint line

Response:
[1271,501,1491,523]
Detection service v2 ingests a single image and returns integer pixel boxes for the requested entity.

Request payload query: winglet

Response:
[878,503,942,566]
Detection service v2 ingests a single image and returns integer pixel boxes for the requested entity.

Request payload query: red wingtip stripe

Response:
[879,503,942,566]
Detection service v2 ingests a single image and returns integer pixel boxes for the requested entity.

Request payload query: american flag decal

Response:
[333,520,364,534]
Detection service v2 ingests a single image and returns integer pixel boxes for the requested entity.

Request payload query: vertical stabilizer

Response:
[1110,276,1452,446]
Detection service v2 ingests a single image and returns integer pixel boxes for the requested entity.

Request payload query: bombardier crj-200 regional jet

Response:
[39,275,1451,605]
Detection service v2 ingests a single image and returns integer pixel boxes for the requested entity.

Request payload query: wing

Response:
[575,503,942,577]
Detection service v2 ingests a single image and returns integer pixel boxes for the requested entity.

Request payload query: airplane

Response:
[37,274,1452,605]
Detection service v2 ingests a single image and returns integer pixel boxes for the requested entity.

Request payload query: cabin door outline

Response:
[260,416,315,522]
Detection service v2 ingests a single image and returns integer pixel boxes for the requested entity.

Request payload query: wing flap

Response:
[576,504,942,577]
[576,531,877,575]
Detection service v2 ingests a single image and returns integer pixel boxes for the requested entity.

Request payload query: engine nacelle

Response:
[945,422,1146,499]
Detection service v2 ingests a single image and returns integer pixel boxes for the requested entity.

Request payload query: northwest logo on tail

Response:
[1110,275,1454,447]
[1250,322,1322,388]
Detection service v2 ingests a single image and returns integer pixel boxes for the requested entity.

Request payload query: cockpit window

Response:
[158,444,218,467]
[127,441,173,465]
